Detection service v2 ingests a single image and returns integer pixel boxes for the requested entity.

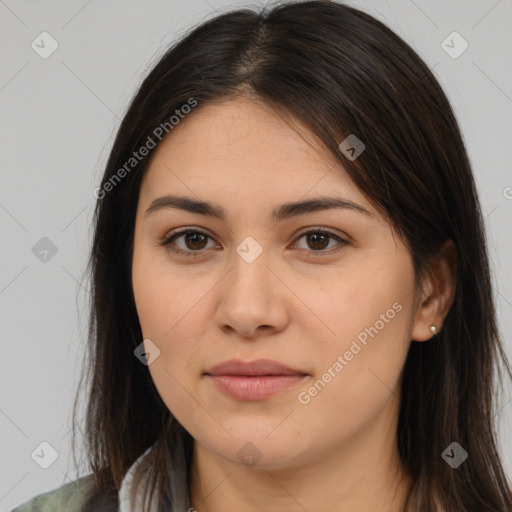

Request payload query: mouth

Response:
[204,358,309,401]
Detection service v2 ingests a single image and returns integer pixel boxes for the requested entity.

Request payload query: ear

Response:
[411,240,457,342]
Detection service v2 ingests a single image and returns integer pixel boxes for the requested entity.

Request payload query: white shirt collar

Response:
[118,446,157,512]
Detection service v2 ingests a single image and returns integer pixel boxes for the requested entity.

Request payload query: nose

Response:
[214,248,290,339]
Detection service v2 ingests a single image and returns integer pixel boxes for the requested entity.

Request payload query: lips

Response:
[205,359,308,401]
[205,358,306,377]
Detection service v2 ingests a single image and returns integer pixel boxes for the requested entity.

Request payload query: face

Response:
[131,97,421,471]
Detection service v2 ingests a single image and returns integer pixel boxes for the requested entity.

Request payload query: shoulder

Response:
[10,474,109,512]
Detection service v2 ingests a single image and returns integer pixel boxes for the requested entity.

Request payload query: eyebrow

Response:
[144,194,371,222]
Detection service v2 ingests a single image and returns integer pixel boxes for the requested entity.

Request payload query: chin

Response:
[201,432,309,471]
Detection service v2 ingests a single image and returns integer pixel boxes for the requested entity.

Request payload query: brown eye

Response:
[181,232,209,250]
[161,229,215,257]
[305,232,330,250]
[293,228,347,256]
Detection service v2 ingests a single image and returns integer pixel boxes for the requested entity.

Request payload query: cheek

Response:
[296,257,414,358]
[132,243,190,339]
[293,309,412,452]
[294,261,414,417]
[132,247,212,422]
[132,261,199,373]
[132,269,203,428]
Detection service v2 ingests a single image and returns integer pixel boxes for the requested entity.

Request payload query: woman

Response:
[12,1,512,511]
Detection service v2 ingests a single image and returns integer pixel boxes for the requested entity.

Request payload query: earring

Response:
[429,325,438,334]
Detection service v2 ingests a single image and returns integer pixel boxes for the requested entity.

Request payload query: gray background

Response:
[1,0,511,510]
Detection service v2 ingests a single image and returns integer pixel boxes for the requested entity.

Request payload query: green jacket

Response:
[10,475,112,512]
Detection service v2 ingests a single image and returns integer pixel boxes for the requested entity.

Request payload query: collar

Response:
[118,446,156,512]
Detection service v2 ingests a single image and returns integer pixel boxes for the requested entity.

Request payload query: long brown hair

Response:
[72,1,512,510]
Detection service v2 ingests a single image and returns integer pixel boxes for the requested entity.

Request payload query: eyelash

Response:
[159,227,348,258]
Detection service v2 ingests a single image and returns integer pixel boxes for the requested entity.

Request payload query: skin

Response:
[131,96,456,512]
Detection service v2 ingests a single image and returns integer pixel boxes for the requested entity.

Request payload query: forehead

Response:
[139,98,374,215]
